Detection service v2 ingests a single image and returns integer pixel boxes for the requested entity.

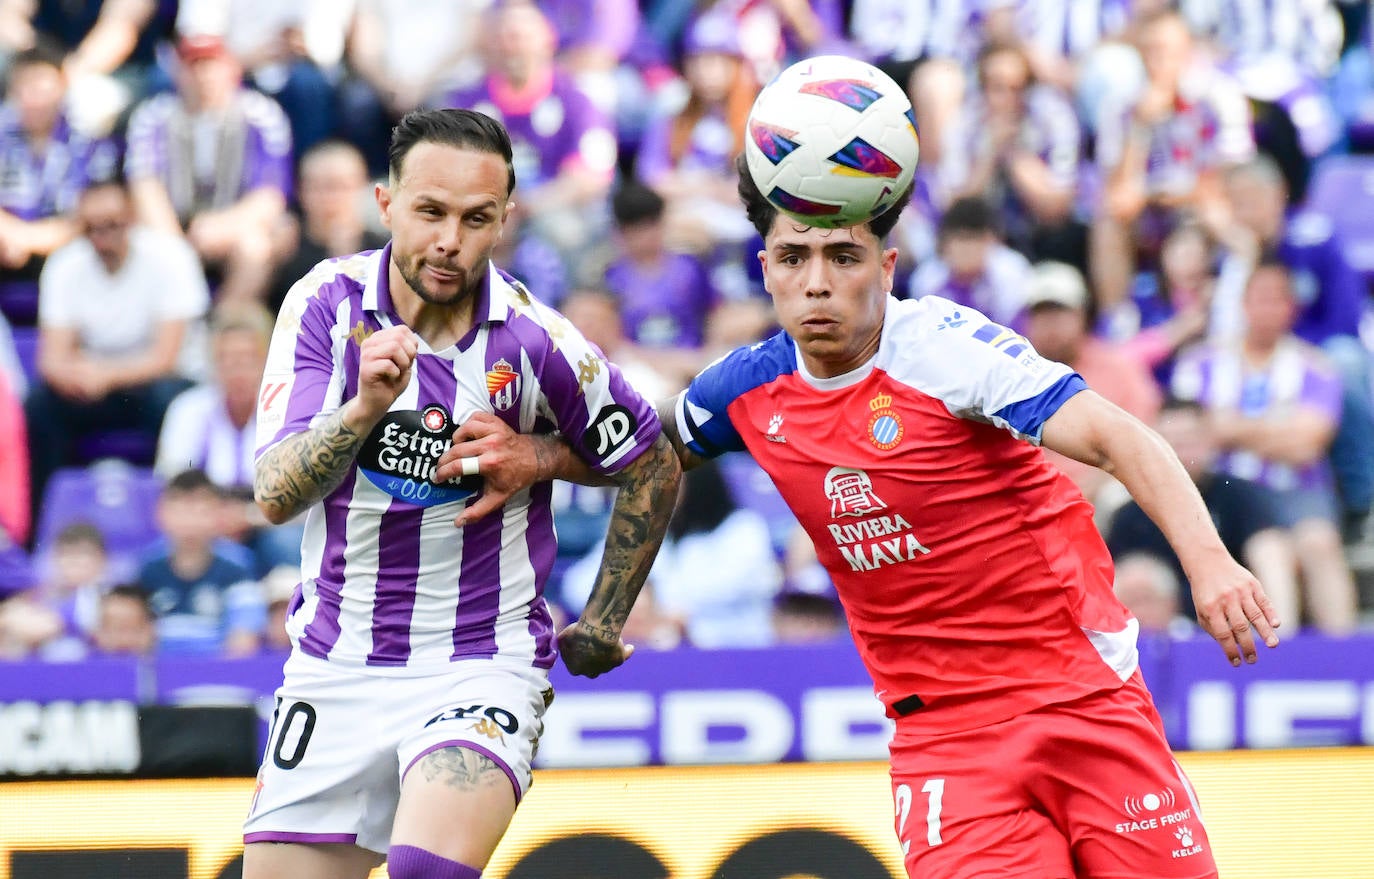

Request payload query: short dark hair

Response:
[163,468,220,497]
[388,108,516,196]
[55,522,106,551]
[104,584,155,618]
[735,153,913,242]
[938,196,999,239]
[611,180,665,227]
[79,171,129,200]
[8,37,67,78]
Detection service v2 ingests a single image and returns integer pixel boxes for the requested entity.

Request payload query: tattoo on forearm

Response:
[580,434,680,637]
[419,747,507,792]
[254,408,365,520]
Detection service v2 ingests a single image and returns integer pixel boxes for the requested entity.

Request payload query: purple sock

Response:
[386,845,482,879]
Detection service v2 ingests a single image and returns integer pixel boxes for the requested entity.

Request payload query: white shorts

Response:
[242,651,554,854]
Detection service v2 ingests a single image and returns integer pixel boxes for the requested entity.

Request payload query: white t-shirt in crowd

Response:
[39,226,211,380]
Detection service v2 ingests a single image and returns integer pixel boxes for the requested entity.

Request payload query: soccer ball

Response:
[744,55,919,229]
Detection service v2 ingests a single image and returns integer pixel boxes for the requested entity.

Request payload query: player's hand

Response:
[434,413,557,528]
[557,619,634,678]
[1190,557,1280,666]
[353,325,418,423]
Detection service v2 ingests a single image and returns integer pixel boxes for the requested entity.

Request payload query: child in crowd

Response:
[137,469,264,656]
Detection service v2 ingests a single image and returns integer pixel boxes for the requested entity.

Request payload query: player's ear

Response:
[757,249,771,294]
[882,246,898,292]
[375,182,393,229]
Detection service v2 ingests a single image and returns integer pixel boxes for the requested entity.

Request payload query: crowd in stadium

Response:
[1,0,1373,661]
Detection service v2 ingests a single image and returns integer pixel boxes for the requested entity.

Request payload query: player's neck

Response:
[388,263,479,350]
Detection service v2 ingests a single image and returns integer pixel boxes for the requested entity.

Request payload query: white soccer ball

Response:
[744,55,919,229]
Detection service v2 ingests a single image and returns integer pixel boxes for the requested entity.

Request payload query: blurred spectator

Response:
[124,34,293,304]
[25,176,208,523]
[1213,155,1374,531]
[1111,552,1196,637]
[1022,262,1161,506]
[982,0,1137,97]
[940,41,1083,266]
[1100,220,1214,386]
[1183,0,1343,197]
[847,0,982,86]
[341,0,489,175]
[1172,261,1358,633]
[138,469,264,656]
[258,564,296,652]
[560,287,676,400]
[694,0,846,86]
[0,0,36,71]
[907,196,1032,330]
[269,140,386,313]
[31,0,177,135]
[0,367,27,546]
[652,458,783,646]
[156,300,271,489]
[89,582,156,656]
[562,457,783,647]
[442,0,618,278]
[157,300,303,575]
[634,13,757,253]
[0,40,118,322]
[175,0,342,157]
[0,586,62,658]
[547,289,674,599]
[1092,9,1253,311]
[539,0,641,116]
[1106,397,1294,623]
[604,181,719,383]
[31,521,112,652]
[770,591,845,645]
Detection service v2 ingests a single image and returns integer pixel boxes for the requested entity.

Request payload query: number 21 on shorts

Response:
[894,778,945,853]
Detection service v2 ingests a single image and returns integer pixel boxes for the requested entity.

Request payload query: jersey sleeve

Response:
[254,274,342,457]
[531,307,661,474]
[674,348,753,459]
[899,297,1087,444]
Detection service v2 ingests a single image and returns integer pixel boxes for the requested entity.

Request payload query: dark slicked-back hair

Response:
[388,108,516,196]
[735,153,913,243]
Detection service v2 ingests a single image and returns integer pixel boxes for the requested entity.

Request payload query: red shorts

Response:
[888,672,1216,879]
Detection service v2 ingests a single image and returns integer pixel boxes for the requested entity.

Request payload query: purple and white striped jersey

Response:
[255,245,661,672]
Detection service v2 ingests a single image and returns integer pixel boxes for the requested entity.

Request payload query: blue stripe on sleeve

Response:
[681,333,796,458]
[991,373,1088,442]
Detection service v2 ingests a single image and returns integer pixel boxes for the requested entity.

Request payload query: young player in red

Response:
[435,157,1281,878]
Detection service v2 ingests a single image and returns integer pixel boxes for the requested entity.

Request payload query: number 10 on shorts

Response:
[895,778,946,853]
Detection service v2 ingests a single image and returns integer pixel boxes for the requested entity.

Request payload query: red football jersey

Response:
[676,297,1138,734]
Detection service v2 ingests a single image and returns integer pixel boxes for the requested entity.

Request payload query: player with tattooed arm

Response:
[242,109,680,879]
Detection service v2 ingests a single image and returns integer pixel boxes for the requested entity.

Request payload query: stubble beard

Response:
[398,257,483,308]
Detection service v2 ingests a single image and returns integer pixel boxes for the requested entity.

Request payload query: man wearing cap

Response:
[1023,261,1162,505]
[124,32,293,303]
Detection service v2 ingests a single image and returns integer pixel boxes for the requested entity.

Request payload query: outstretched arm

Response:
[1041,390,1281,665]
[556,433,681,677]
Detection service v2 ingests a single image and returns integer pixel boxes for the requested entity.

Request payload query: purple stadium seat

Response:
[74,429,159,466]
[1303,155,1374,285]
[0,280,39,326]
[0,540,34,596]
[33,462,164,575]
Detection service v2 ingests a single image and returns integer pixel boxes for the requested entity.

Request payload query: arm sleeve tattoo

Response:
[254,407,365,523]
[575,433,681,639]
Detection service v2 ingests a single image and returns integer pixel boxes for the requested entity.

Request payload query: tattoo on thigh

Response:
[419,747,506,791]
